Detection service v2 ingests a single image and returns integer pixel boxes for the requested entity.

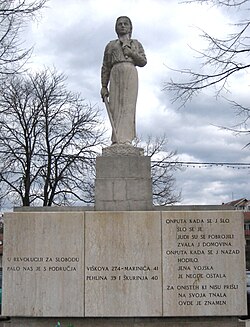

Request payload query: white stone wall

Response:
[2,211,247,317]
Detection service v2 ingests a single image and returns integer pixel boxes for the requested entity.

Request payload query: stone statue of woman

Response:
[101,16,147,145]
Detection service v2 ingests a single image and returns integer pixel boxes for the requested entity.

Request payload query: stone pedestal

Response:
[95,146,153,211]
[3,211,247,319]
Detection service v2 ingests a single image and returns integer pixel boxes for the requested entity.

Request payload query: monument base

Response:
[4,317,245,327]
[95,147,153,211]
[3,211,246,318]
[102,144,144,156]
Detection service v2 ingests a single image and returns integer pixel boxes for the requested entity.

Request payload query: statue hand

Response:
[101,87,109,101]
[123,45,132,58]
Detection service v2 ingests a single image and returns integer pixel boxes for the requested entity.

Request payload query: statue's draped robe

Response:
[101,39,147,144]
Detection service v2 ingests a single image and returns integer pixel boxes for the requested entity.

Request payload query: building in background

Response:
[224,199,250,270]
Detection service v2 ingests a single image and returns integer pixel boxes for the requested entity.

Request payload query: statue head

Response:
[115,16,133,38]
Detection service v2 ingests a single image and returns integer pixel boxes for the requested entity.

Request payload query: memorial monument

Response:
[96,16,152,211]
[1,16,247,327]
[100,16,147,145]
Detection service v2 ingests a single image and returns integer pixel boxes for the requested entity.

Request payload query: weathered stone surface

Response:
[95,155,153,211]
[96,155,151,178]
[2,212,84,317]
[102,144,144,156]
[84,211,162,317]
[2,210,246,318]
[162,211,247,316]
[95,198,153,211]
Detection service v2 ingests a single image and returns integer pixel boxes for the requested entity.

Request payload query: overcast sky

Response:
[24,0,250,205]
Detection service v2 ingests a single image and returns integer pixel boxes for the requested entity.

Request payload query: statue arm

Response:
[101,44,111,100]
[130,40,147,67]
[101,65,110,100]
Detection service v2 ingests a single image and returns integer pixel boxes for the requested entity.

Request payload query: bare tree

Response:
[0,69,105,207]
[164,0,250,145]
[165,0,250,103]
[135,135,182,205]
[0,0,47,77]
[181,0,248,6]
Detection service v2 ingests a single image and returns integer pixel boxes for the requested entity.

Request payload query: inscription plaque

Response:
[2,211,246,317]
[162,211,247,316]
[3,212,85,316]
[84,211,162,316]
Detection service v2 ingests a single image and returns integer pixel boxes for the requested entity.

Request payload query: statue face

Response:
[116,17,131,36]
